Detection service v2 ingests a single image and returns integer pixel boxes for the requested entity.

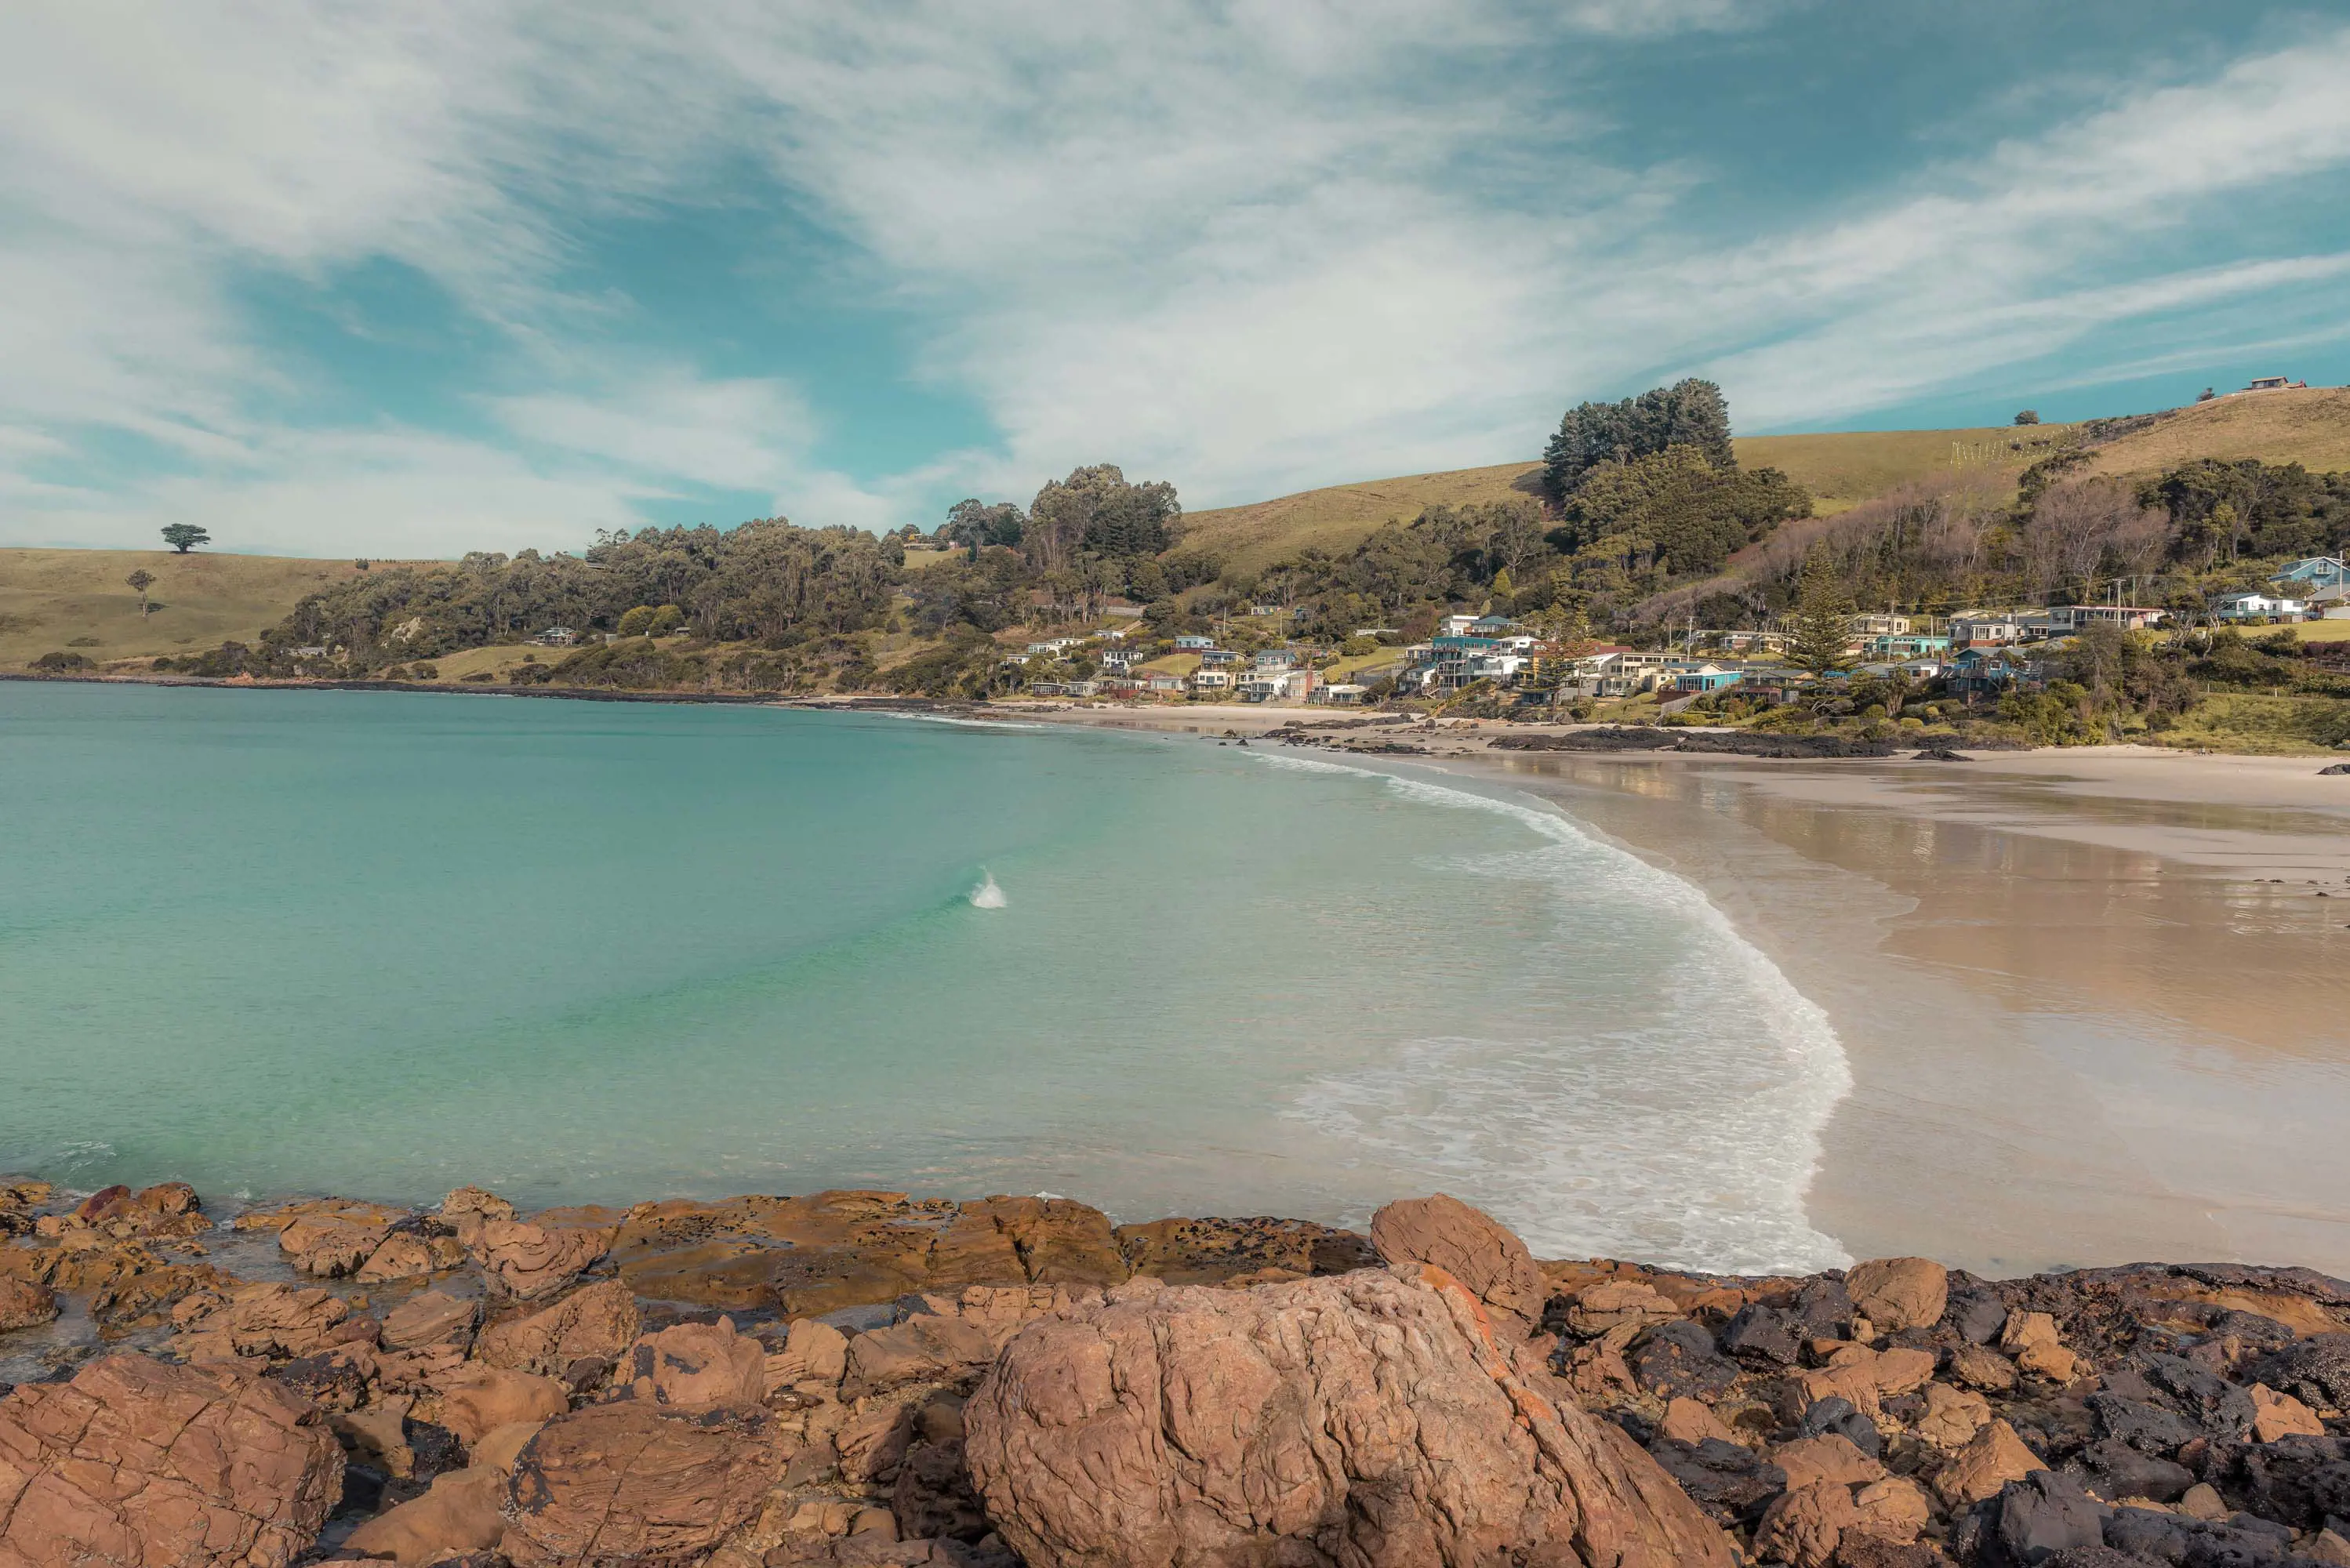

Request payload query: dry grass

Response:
[1174,426,2080,571]
[0,549,431,671]
[2086,387,2350,480]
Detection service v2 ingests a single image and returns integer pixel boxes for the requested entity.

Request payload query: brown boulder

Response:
[964,1266,1734,1568]
[169,1281,353,1363]
[67,1181,212,1243]
[1851,1476,1932,1544]
[1661,1396,1738,1446]
[1111,1216,1377,1285]
[0,1352,343,1566]
[1913,1382,1990,1450]
[1931,1417,2043,1507]
[1843,1258,1949,1334]
[1774,1433,1885,1491]
[356,1230,467,1283]
[433,1366,570,1447]
[629,1317,767,1410]
[501,1401,784,1568]
[438,1185,519,1248]
[380,1289,481,1353]
[1563,1279,1681,1338]
[0,1276,58,1333]
[1947,1341,2018,1393]
[841,1314,998,1400]
[238,1197,410,1279]
[765,1317,852,1396]
[1368,1193,1547,1335]
[2249,1381,2325,1441]
[341,1466,506,1565]
[476,1279,639,1374]
[470,1217,613,1301]
[1756,1479,1861,1568]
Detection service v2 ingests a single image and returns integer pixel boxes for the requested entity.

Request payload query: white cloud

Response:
[0,3,2345,552]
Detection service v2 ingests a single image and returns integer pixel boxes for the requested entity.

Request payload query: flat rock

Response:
[0,1352,343,1567]
[476,1278,637,1374]
[964,1265,1734,1567]
[380,1289,481,1353]
[501,1401,784,1568]
[1111,1215,1376,1285]
[1846,1258,1949,1334]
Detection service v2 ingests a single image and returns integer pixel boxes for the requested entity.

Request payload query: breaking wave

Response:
[1254,752,1853,1274]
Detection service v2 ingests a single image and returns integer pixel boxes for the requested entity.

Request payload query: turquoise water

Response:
[0,683,1848,1272]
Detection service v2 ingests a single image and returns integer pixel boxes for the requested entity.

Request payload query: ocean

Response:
[0,681,1850,1274]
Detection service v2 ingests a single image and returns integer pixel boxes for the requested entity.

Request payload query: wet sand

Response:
[998,702,2350,1277]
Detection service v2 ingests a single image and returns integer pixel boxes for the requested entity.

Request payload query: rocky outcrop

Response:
[1368,1191,1549,1334]
[1845,1257,1949,1334]
[0,1277,56,1334]
[964,1263,1733,1567]
[470,1216,615,1301]
[0,1353,343,1566]
[627,1316,766,1409]
[500,1401,784,1567]
[1110,1215,1378,1286]
[169,1281,355,1363]
[475,1277,638,1374]
[235,1196,412,1278]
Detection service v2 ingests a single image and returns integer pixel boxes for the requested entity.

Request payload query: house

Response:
[2245,376,2305,392]
[1189,669,1234,693]
[1175,635,1215,651]
[1095,676,1144,698]
[1253,648,1300,670]
[1024,636,1084,656]
[1436,614,1480,637]
[2277,557,2348,593]
[1146,672,1188,693]
[1702,629,1789,655]
[1863,633,1953,660]
[1309,683,1370,706]
[1850,613,1912,637]
[1950,614,2021,648]
[1199,648,1246,668]
[534,626,577,647]
[1098,648,1140,673]
[1949,648,2045,696]
[2212,591,2308,622]
[1469,615,1518,636]
[2059,604,2167,632]
[1672,666,1744,695]
[1239,669,1316,702]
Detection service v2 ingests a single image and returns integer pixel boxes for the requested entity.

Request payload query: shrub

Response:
[30,650,92,672]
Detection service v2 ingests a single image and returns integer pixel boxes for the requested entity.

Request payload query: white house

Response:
[1025,636,1087,656]
[1950,614,2021,648]
[1190,669,1234,693]
[2212,591,2308,622]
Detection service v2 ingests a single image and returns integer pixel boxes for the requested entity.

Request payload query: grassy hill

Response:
[0,550,426,671]
[1177,425,2096,572]
[2085,387,2350,480]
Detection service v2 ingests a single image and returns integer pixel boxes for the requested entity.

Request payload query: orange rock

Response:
[500,1402,783,1568]
[1851,1475,1933,1543]
[1843,1258,1949,1334]
[470,1217,612,1301]
[1933,1417,2043,1507]
[1754,1479,1861,1568]
[1662,1396,1739,1446]
[1773,1432,1886,1491]
[630,1316,767,1410]
[0,1276,57,1332]
[434,1365,568,1447]
[474,1278,638,1374]
[1368,1193,1549,1335]
[2250,1381,2326,1441]
[342,1466,506,1566]
[1914,1381,1991,1449]
[0,1353,343,1566]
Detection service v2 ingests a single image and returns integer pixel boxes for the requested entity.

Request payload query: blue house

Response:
[2276,557,2347,593]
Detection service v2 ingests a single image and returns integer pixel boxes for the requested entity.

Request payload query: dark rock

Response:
[893,1438,986,1543]
[1723,1301,1802,1366]
[271,1352,371,1414]
[2071,1438,2193,1503]
[2134,1356,2257,1441]
[2220,1433,2350,1532]
[2201,1312,2296,1352]
[2091,1395,2201,1455]
[2101,1505,2300,1567]
[2251,1334,2350,1414]
[2319,762,2350,775]
[1801,1395,1884,1458]
[1794,1277,1856,1337]
[1917,748,1973,761]
[1840,1541,1958,1567]
[1647,1436,1789,1527]
[1949,1288,2011,1346]
[2039,1550,2148,1568]
[1633,1319,1741,1400]
[1999,1470,2109,1565]
[336,1463,388,1519]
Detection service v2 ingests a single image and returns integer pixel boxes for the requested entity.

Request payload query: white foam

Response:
[968,871,1008,909]
[1248,751,1853,1274]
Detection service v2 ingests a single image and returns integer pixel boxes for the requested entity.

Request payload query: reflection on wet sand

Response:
[1464,751,2350,1278]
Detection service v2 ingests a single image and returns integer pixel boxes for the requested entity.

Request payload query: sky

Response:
[2,2,2348,558]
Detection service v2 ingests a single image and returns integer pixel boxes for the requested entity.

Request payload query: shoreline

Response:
[997,701,2350,1277]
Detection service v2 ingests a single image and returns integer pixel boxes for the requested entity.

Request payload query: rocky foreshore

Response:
[5,1179,2350,1567]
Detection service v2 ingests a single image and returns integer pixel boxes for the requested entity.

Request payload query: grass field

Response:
[2290,619,2350,642]
[2086,387,2350,480]
[1176,425,2084,572]
[0,549,427,671]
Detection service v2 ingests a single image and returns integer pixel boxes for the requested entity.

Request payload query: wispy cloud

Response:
[0,3,2344,553]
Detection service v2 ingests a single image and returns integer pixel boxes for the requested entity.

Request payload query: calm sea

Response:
[0,682,1848,1272]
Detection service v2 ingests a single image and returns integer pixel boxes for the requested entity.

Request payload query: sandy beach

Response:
[991,700,2350,1278]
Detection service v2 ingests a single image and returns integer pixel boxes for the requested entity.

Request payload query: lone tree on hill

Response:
[2014,409,2041,426]
[160,523,209,554]
[125,568,155,615]
[1785,548,1855,676]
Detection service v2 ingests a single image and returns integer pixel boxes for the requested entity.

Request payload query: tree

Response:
[1026,465,1179,570]
[1541,379,1734,503]
[2014,410,2040,426]
[943,499,1025,560]
[1785,548,1854,676]
[160,524,209,554]
[125,569,156,615]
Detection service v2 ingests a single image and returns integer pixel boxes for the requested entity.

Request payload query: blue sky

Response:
[2,2,2348,557]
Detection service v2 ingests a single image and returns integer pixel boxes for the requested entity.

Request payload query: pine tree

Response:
[1786,549,1854,676]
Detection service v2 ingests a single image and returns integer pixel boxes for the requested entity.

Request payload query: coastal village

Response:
[979,554,2350,728]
